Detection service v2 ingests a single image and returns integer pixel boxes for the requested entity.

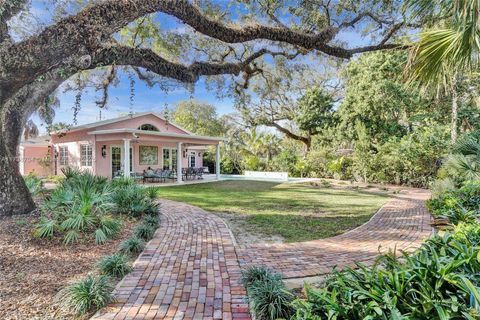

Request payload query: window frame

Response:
[59,146,69,166]
[80,144,93,167]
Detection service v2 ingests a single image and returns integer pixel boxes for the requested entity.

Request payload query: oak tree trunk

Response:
[0,100,36,217]
[0,132,35,217]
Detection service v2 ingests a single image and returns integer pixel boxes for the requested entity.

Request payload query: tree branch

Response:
[0,0,409,100]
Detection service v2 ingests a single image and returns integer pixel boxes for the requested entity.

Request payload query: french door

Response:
[162,148,178,170]
[111,146,133,177]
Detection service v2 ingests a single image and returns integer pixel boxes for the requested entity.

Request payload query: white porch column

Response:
[216,143,221,180]
[123,139,130,177]
[176,142,183,183]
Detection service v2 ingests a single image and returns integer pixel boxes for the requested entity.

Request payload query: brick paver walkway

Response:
[237,189,432,278]
[93,188,431,319]
[93,200,250,320]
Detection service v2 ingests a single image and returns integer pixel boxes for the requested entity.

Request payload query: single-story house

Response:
[19,112,224,182]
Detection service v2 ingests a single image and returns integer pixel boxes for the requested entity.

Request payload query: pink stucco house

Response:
[19,112,223,182]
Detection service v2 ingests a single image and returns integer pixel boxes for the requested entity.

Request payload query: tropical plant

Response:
[405,0,480,87]
[143,214,160,228]
[241,265,293,320]
[445,133,480,181]
[248,279,294,320]
[56,274,113,316]
[35,171,122,244]
[241,265,282,288]
[23,174,43,197]
[134,223,156,241]
[111,182,154,217]
[119,236,146,255]
[145,187,158,200]
[97,254,132,278]
[291,232,480,319]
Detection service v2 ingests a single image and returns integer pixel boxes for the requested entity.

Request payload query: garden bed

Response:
[0,210,136,319]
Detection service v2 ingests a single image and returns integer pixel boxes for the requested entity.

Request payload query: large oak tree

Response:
[0,0,419,216]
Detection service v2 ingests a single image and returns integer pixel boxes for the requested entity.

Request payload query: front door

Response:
[111,146,122,177]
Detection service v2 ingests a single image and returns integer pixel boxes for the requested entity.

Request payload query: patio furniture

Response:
[196,168,204,179]
[131,172,144,182]
[143,169,161,183]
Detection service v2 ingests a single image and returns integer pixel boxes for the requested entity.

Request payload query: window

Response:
[59,146,68,166]
[189,151,196,168]
[137,124,159,131]
[163,148,178,170]
[80,144,93,166]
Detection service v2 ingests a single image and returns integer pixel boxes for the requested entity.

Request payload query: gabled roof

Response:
[51,112,193,135]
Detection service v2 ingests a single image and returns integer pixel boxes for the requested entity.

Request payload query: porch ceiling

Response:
[87,128,225,145]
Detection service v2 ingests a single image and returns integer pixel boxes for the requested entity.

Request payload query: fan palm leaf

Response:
[405,0,480,88]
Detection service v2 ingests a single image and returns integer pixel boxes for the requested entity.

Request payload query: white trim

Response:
[110,145,122,178]
[87,128,226,142]
[79,143,93,167]
[59,145,69,166]
[51,112,194,135]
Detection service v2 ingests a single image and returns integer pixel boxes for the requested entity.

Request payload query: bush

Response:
[291,231,480,320]
[119,236,145,255]
[57,274,113,316]
[241,266,293,320]
[143,214,160,228]
[97,254,132,278]
[248,279,294,320]
[134,223,155,241]
[427,181,480,224]
[145,187,158,200]
[111,183,154,217]
[35,171,122,244]
[241,265,282,288]
[24,173,43,196]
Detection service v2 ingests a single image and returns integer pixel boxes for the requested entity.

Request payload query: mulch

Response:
[0,208,137,320]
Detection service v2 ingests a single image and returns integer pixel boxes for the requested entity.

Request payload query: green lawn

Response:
[156,180,390,242]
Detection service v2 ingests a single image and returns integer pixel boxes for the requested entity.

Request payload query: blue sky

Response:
[23,1,375,134]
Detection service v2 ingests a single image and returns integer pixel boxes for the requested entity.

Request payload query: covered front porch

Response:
[88,128,224,183]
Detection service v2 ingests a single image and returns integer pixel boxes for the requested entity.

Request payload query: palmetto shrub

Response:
[111,182,155,217]
[35,171,122,244]
[97,254,132,278]
[119,236,145,255]
[23,173,44,197]
[134,223,155,241]
[57,274,113,316]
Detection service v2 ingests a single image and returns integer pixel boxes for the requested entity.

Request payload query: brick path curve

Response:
[93,200,250,320]
[93,188,431,319]
[237,189,432,278]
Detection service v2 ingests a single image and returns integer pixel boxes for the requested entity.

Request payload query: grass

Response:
[156,180,390,242]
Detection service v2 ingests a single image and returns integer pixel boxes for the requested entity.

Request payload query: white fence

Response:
[244,171,289,181]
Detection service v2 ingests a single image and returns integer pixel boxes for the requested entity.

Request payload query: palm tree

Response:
[405,0,480,142]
